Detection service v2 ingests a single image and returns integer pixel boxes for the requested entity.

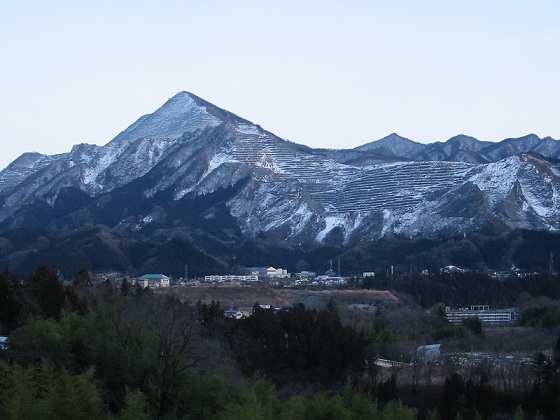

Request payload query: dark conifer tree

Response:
[26,265,66,320]
[0,268,22,332]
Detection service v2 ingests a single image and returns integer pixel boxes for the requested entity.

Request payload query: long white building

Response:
[445,305,518,324]
[204,274,259,282]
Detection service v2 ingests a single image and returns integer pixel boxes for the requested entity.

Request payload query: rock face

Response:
[1,91,559,247]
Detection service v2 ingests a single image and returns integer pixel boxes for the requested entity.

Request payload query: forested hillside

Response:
[2,266,560,418]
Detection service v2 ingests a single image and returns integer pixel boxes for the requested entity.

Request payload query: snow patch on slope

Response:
[470,157,520,208]
[257,154,285,173]
[236,124,261,135]
[315,212,366,242]
[518,163,560,221]
[206,153,231,175]
[287,203,315,237]
[316,216,343,241]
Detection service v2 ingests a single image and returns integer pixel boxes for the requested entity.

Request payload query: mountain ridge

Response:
[0,91,559,276]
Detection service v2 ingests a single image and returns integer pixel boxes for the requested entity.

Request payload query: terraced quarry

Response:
[227,128,481,216]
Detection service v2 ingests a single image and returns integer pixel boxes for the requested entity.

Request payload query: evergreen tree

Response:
[26,265,66,320]
[73,268,92,288]
[0,268,21,333]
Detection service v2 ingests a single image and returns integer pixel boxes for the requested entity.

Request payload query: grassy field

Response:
[158,284,400,310]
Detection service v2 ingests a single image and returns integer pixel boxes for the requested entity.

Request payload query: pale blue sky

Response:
[1,1,559,169]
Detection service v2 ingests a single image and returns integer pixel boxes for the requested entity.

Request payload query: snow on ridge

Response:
[81,141,130,187]
[236,124,261,135]
[112,92,222,143]
[5,152,47,169]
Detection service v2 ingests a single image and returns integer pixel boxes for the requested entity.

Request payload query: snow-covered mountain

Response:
[1,91,559,247]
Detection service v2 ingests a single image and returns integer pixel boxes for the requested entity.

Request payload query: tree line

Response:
[362,271,560,308]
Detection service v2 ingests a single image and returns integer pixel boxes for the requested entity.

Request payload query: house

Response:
[137,274,171,288]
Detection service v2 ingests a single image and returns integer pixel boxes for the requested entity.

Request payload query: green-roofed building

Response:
[137,273,170,288]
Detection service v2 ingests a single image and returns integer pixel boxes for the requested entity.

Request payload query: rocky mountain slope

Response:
[0,91,559,276]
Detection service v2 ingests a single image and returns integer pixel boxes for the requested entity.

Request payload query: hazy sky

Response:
[1,1,559,170]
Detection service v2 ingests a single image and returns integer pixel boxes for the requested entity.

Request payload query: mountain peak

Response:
[385,132,409,140]
[354,133,424,158]
[9,152,47,168]
[110,91,225,143]
[185,92,252,126]
[444,134,492,152]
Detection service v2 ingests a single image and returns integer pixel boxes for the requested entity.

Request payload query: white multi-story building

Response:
[246,266,290,279]
[266,267,289,278]
[135,274,170,288]
[445,305,518,324]
[204,274,259,282]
